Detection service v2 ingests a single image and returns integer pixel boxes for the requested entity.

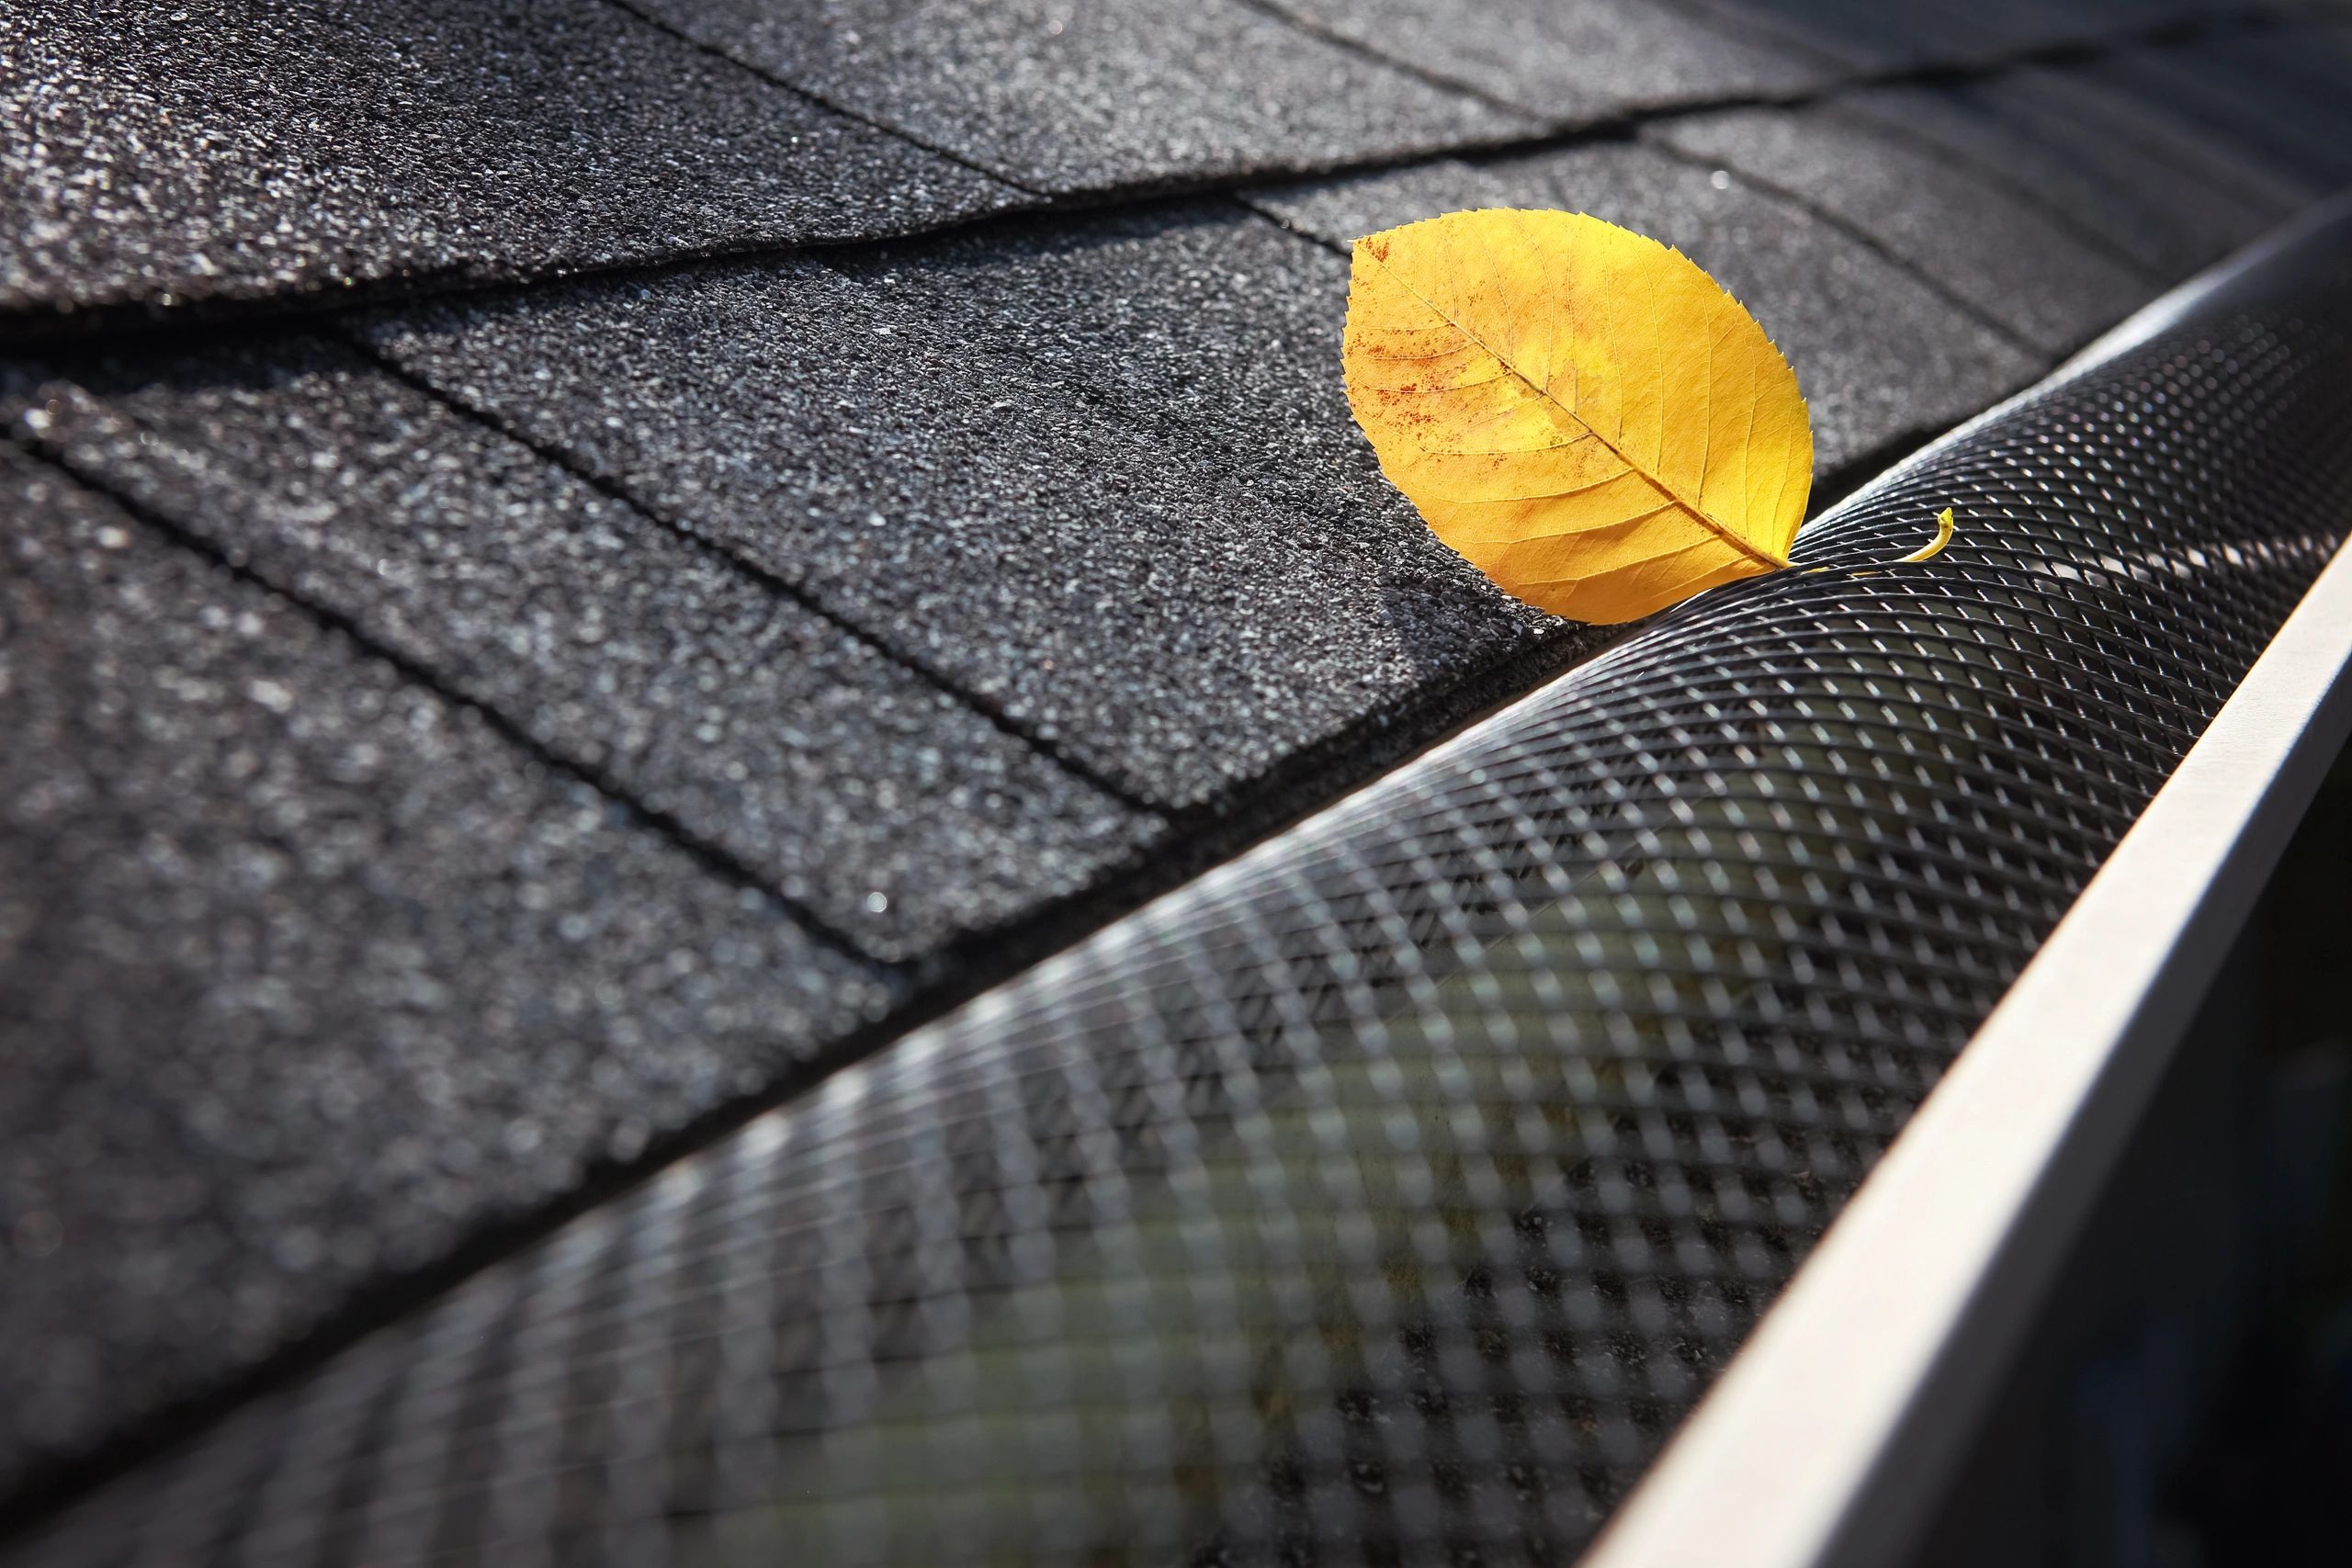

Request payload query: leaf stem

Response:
[1901,507,1958,563]
[1800,507,1956,576]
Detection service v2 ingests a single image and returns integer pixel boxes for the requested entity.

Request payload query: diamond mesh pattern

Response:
[14,229,2352,1568]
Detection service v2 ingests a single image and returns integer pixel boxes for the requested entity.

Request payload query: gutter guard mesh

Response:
[15,220,2352,1568]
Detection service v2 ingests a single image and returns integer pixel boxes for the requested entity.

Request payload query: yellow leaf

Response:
[1343,208,1814,625]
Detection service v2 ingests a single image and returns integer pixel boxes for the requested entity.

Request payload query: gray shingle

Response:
[2082,27,2352,191]
[1249,158,1533,252]
[1250,144,2041,476]
[0,0,1022,332]
[1652,104,2157,355]
[358,256,1563,810]
[9,340,1151,961]
[1838,76,2286,281]
[0,446,898,1484]
[1684,0,2212,71]
[620,0,1532,195]
[1989,62,2318,220]
[834,205,1557,630]
[1257,0,1836,120]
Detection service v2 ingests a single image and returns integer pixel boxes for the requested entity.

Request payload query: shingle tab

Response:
[1684,0,2211,71]
[1251,145,2040,476]
[0,0,1022,332]
[833,204,1562,626]
[9,340,1151,960]
[359,258,1565,810]
[0,446,898,1484]
[1250,158,1532,254]
[1258,0,1836,120]
[621,0,1532,195]
[1653,104,2156,355]
[1989,62,2318,219]
[2082,27,2352,191]
[1838,77,2286,281]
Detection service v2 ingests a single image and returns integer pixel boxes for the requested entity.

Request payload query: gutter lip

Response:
[1579,196,2352,1568]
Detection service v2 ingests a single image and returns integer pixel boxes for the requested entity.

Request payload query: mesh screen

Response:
[14,223,2352,1568]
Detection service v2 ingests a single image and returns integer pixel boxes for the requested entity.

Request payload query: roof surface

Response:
[6,0,2352,1534]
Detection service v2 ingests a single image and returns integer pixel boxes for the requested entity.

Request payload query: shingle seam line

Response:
[334,329,1169,818]
[593,0,1053,197]
[1240,197,1351,259]
[5,431,890,971]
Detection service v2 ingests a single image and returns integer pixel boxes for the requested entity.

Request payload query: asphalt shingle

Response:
[8,341,1151,961]
[619,0,1532,195]
[1686,0,2211,71]
[1986,62,2317,220]
[359,257,1561,810]
[1251,143,2040,475]
[1652,104,2157,355]
[2083,27,2352,192]
[1838,76,2286,281]
[0,446,899,1485]
[0,0,1022,333]
[833,204,1563,623]
[1256,0,1837,120]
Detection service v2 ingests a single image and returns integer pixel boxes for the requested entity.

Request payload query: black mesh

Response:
[14,220,2352,1568]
